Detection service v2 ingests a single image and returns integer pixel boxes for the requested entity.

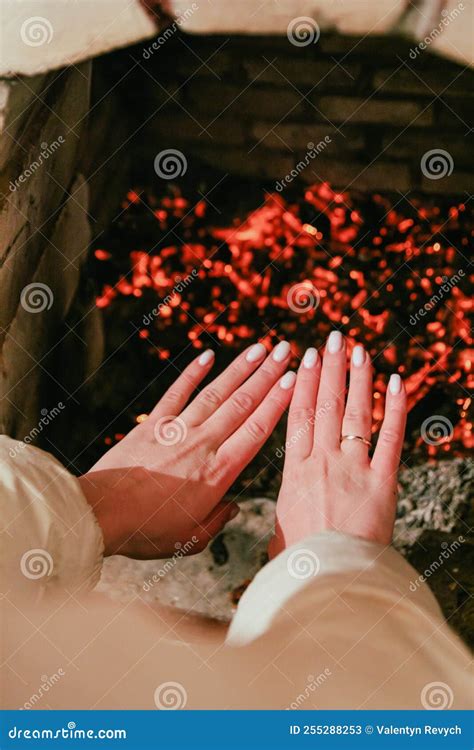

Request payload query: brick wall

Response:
[132,31,474,195]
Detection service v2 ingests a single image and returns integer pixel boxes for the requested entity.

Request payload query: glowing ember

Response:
[93,182,473,461]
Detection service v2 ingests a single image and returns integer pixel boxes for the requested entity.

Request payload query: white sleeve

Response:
[0,436,104,598]
[228,531,445,645]
[227,532,472,709]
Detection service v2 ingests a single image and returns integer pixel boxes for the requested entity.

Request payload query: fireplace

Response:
[2,16,473,444]
[44,29,471,477]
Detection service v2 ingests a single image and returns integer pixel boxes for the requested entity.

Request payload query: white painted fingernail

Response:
[327,330,343,353]
[389,373,402,394]
[246,343,266,362]
[303,347,318,369]
[352,345,365,367]
[272,340,290,362]
[198,349,214,366]
[280,371,296,390]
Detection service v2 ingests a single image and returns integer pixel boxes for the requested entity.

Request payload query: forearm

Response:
[227,531,471,708]
[228,531,445,644]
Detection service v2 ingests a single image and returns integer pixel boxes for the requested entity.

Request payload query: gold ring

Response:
[341,434,372,447]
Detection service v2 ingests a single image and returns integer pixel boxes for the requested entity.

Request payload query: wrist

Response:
[77,472,122,556]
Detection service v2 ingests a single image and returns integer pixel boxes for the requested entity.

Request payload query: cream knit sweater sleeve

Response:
[0,436,104,599]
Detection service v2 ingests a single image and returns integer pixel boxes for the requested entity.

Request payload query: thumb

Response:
[192,502,240,549]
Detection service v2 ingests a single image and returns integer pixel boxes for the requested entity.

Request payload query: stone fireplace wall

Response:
[0,47,154,444]
[136,32,474,195]
[0,65,98,442]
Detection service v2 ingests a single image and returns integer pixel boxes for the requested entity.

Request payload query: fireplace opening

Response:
[51,31,473,485]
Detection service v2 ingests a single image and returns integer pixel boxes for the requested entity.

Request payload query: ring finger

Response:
[341,344,373,461]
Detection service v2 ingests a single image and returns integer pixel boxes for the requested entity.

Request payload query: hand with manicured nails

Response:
[269,331,407,557]
[79,342,295,559]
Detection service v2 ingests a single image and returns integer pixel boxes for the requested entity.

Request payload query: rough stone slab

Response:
[243,59,361,90]
[1,0,156,77]
[437,98,473,128]
[151,109,246,147]
[318,33,413,59]
[316,96,433,127]
[374,66,474,98]
[0,65,90,332]
[394,458,473,551]
[152,46,238,79]
[382,130,474,167]
[0,73,50,170]
[421,172,473,195]
[0,174,91,439]
[300,157,411,193]
[194,145,295,182]
[186,82,305,120]
[0,64,90,248]
[251,122,365,153]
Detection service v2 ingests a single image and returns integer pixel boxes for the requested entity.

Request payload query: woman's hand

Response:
[78,342,295,559]
[269,331,407,557]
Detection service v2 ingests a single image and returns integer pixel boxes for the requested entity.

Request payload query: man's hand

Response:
[78,342,295,559]
[269,331,407,557]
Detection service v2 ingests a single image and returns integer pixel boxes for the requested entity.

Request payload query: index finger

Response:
[150,349,215,419]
